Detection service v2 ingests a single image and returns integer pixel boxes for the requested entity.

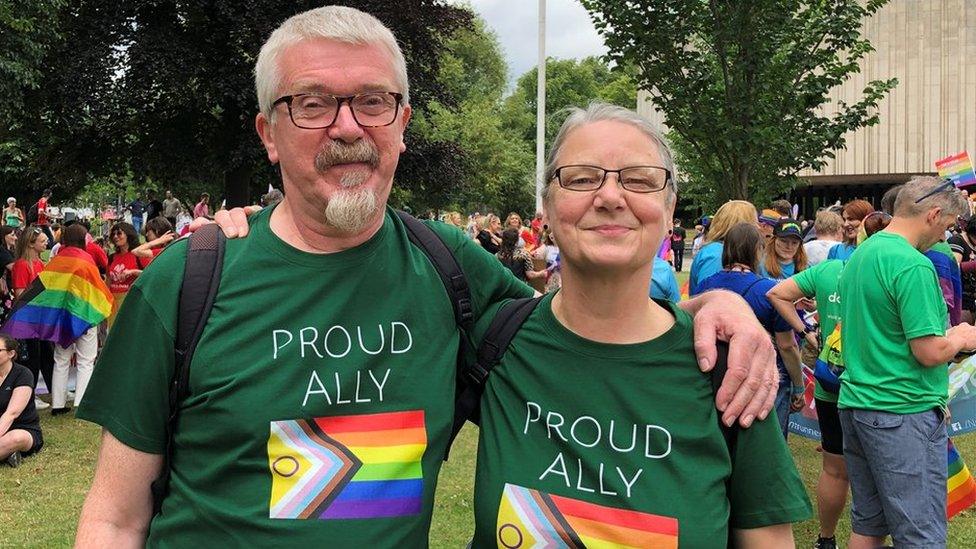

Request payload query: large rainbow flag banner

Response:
[936,151,976,188]
[268,410,426,520]
[948,438,976,519]
[497,483,679,548]
[0,247,112,347]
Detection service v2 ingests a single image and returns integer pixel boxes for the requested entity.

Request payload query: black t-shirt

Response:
[146,199,164,220]
[949,234,976,309]
[673,226,687,243]
[0,246,14,284]
[0,363,40,433]
[477,230,500,254]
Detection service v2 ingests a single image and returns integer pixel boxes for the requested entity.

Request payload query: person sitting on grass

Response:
[0,335,43,467]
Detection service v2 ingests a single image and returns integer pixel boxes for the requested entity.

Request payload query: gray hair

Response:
[893,176,969,218]
[541,103,677,204]
[254,6,410,121]
[813,209,843,236]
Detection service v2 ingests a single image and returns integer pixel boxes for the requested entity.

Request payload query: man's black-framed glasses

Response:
[553,165,672,193]
[272,92,403,129]
[914,178,958,204]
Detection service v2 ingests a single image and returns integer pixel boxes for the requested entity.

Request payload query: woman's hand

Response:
[190,206,262,238]
[803,331,819,351]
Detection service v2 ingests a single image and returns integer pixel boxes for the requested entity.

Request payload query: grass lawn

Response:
[1,417,974,547]
[2,269,974,546]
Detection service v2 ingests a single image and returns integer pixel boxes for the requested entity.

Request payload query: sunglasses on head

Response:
[914,179,958,204]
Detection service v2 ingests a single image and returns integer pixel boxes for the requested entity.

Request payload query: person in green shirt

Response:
[838,176,976,549]
[470,104,810,549]
[74,7,783,548]
[767,211,891,549]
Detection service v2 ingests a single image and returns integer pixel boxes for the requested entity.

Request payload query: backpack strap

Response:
[150,223,225,515]
[394,211,475,332]
[708,341,739,458]
[449,296,543,447]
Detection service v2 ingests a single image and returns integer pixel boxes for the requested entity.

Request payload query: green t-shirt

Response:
[470,294,811,549]
[838,231,948,413]
[77,207,533,548]
[793,259,845,403]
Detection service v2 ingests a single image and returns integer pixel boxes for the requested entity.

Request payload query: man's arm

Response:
[732,524,795,548]
[75,430,162,548]
[678,290,778,428]
[910,324,976,367]
[767,279,819,349]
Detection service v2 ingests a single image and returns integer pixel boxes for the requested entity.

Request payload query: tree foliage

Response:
[581,0,898,210]
[0,0,472,207]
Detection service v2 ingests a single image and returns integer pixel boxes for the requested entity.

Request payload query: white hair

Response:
[542,103,677,204]
[254,6,410,121]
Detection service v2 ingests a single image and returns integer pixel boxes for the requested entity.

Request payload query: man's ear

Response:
[255,112,279,165]
[398,104,412,153]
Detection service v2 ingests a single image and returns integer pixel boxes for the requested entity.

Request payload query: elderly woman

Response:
[470,104,810,548]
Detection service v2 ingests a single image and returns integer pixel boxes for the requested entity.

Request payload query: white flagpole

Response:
[535,0,547,213]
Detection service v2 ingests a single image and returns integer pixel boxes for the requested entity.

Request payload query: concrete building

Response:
[637,0,976,216]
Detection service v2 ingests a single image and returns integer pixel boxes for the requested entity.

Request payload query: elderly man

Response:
[75,6,776,547]
[839,176,976,549]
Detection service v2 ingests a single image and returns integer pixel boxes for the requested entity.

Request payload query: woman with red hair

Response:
[826,199,873,261]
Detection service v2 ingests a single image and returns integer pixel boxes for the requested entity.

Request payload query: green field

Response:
[1,415,974,547]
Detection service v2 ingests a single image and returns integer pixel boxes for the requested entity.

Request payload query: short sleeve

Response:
[826,244,840,260]
[748,280,791,333]
[10,261,32,289]
[75,241,188,454]
[948,236,965,255]
[424,221,534,324]
[11,366,35,389]
[791,262,821,297]
[894,265,947,339]
[728,415,812,527]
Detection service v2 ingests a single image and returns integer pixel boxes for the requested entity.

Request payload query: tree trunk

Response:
[224,164,252,208]
[732,165,750,201]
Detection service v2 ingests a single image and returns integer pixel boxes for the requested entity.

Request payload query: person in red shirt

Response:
[132,216,175,265]
[34,189,54,249]
[106,222,148,330]
[11,225,54,410]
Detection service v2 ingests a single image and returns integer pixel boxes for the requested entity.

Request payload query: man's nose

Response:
[327,103,366,143]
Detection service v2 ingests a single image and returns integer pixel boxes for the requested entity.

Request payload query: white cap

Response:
[6,197,14,203]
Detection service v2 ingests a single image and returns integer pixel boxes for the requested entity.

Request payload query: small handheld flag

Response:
[936,151,976,188]
[948,438,976,519]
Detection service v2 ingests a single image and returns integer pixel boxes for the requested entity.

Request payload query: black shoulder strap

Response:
[708,341,739,457]
[395,210,474,332]
[449,296,542,451]
[150,223,225,516]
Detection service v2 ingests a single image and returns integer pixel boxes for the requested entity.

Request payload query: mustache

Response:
[315,140,380,174]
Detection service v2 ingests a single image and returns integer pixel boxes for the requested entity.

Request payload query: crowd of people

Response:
[0,5,970,549]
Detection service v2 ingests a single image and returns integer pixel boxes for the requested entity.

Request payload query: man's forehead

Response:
[289,80,392,94]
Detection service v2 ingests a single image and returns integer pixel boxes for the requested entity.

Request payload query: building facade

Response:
[637,0,976,217]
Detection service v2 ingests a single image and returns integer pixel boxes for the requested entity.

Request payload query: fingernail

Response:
[724,415,735,427]
[743,414,754,427]
[700,358,711,371]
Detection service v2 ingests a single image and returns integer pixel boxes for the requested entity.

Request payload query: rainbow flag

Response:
[936,151,976,188]
[679,279,690,302]
[1,247,112,347]
[948,438,976,519]
[268,410,426,520]
[498,484,678,548]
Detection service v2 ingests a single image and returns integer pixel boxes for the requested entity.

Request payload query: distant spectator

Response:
[31,189,54,247]
[145,190,164,221]
[0,336,43,467]
[0,226,15,322]
[162,190,182,228]
[193,193,211,219]
[826,199,873,261]
[650,255,681,302]
[133,217,176,265]
[804,210,844,267]
[127,196,146,234]
[3,198,24,229]
[770,199,793,218]
[106,222,147,330]
[12,226,53,411]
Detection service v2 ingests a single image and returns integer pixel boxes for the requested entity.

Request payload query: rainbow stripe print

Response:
[268,410,426,520]
[936,151,976,188]
[497,483,678,548]
[948,438,976,519]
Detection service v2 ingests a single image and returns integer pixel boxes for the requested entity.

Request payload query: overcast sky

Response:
[449,0,609,85]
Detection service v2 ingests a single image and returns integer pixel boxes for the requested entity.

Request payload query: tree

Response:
[503,57,638,149]
[0,1,473,207]
[581,0,897,209]
[405,16,535,216]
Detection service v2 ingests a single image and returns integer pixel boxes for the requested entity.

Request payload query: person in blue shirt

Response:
[759,219,808,280]
[699,222,806,437]
[650,255,681,302]
[825,199,873,261]
[689,200,758,295]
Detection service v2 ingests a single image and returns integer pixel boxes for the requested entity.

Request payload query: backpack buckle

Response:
[465,360,490,386]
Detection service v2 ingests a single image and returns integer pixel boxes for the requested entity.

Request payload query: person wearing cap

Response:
[758,208,781,240]
[3,198,24,229]
[759,219,808,280]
